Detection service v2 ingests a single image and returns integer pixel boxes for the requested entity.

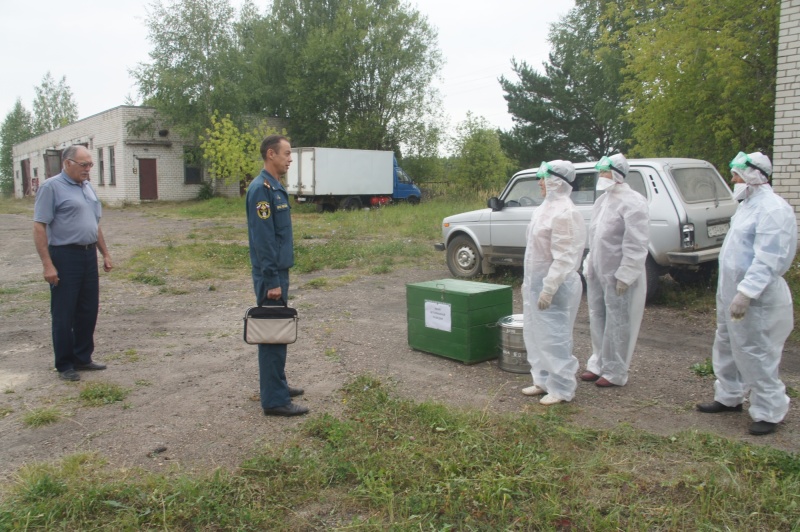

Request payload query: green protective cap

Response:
[535,161,551,178]
[729,151,770,178]
[729,151,750,170]
[595,156,614,172]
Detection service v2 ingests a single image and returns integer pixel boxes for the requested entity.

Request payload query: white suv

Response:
[435,158,737,299]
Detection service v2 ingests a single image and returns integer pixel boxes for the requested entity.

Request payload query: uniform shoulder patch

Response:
[256,201,271,220]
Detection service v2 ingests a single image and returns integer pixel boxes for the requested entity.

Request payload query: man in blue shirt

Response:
[33,145,113,381]
[246,135,308,417]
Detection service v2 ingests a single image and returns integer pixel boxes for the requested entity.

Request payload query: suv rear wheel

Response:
[446,235,482,278]
[669,263,715,287]
[645,256,661,303]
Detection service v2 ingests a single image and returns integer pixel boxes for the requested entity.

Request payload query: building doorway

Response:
[138,158,158,200]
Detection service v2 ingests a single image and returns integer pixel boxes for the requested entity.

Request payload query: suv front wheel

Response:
[446,235,482,278]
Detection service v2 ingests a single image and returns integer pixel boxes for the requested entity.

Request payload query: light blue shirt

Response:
[33,172,102,246]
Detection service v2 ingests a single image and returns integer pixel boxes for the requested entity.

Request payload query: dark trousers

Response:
[253,270,290,409]
[49,245,99,372]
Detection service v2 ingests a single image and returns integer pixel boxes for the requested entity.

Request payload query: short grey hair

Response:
[61,145,83,162]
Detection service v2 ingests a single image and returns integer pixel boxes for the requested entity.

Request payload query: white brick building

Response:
[12,106,241,205]
[775,0,800,227]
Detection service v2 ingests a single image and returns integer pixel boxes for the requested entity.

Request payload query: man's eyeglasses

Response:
[68,159,94,169]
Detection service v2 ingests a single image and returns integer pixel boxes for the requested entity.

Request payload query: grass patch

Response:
[22,408,60,427]
[2,375,800,529]
[0,196,34,215]
[79,383,129,406]
[0,407,13,417]
[129,273,166,286]
[304,277,329,289]
[120,197,482,286]
[690,358,715,378]
[105,349,140,364]
[158,286,191,295]
[0,287,22,296]
[125,242,250,283]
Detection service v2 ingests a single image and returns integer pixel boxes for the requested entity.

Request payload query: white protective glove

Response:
[537,292,553,310]
[616,280,628,296]
[729,292,751,320]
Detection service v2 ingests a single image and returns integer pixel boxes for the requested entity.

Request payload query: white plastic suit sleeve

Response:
[542,209,586,296]
[735,195,798,299]
[615,194,650,286]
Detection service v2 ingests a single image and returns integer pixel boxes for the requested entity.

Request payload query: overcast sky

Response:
[1,0,574,135]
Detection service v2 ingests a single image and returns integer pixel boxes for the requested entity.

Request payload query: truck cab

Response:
[393,160,422,204]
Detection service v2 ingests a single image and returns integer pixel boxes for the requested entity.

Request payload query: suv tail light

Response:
[681,223,695,249]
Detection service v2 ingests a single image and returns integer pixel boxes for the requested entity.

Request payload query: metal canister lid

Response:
[497,314,524,328]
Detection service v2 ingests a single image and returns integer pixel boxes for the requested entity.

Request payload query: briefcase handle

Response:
[258,297,289,308]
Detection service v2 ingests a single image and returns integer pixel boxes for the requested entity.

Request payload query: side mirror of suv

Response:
[488,197,503,211]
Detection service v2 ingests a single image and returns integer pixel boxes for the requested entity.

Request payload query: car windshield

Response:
[671,167,730,203]
[502,176,543,206]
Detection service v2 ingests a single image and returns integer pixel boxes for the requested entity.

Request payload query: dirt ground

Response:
[1,206,798,483]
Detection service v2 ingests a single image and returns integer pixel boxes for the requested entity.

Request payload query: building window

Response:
[97,148,104,185]
[184,146,202,184]
[109,147,116,185]
[33,168,38,177]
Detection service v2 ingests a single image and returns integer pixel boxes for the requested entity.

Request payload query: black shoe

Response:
[288,387,304,397]
[696,401,743,413]
[75,362,106,371]
[749,421,777,436]
[58,369,80,381]
[263,402,309,417]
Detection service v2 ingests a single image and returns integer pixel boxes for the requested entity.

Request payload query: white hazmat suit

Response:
[522,160,587,403]
[711,152,796,424]
[584,154,650,386]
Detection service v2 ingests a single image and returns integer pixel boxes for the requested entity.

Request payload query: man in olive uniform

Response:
[246,135,308,416]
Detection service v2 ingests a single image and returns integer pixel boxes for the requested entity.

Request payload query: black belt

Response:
[54,243,96,250]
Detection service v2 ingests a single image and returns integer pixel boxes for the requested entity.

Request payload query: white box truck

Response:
[285,147,422,211]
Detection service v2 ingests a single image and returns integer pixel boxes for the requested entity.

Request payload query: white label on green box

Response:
[424,300,452,332]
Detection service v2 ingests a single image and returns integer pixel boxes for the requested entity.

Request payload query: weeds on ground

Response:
[690,358,715,377]
[2,375,800,530]
[79,383,128,406]
[22,408,60,427]
[105,349,139,364]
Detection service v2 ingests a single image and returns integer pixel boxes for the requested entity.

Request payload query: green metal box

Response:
[406,279,513,364]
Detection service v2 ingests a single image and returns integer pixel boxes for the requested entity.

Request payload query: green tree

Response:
[612,0,779,171]
[500,0,630,168]
[199,112,282,184]
[132,0,246,140]
[0,99,34,196]
[251,0,442,152]
[451,113,515,194]
[32,72,78,134]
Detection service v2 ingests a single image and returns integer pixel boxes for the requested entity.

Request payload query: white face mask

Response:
[732,183,748,202]
[596,177,614,191]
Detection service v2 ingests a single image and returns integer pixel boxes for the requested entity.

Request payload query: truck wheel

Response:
[645,256,660,303]
[407,195,420,205]
[446,235,482,278]
[340,196,362,211]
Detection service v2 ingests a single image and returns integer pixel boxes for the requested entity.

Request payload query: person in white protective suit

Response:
[581,154,649,387]
[521,160,587,405]
[696,152,797,436]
